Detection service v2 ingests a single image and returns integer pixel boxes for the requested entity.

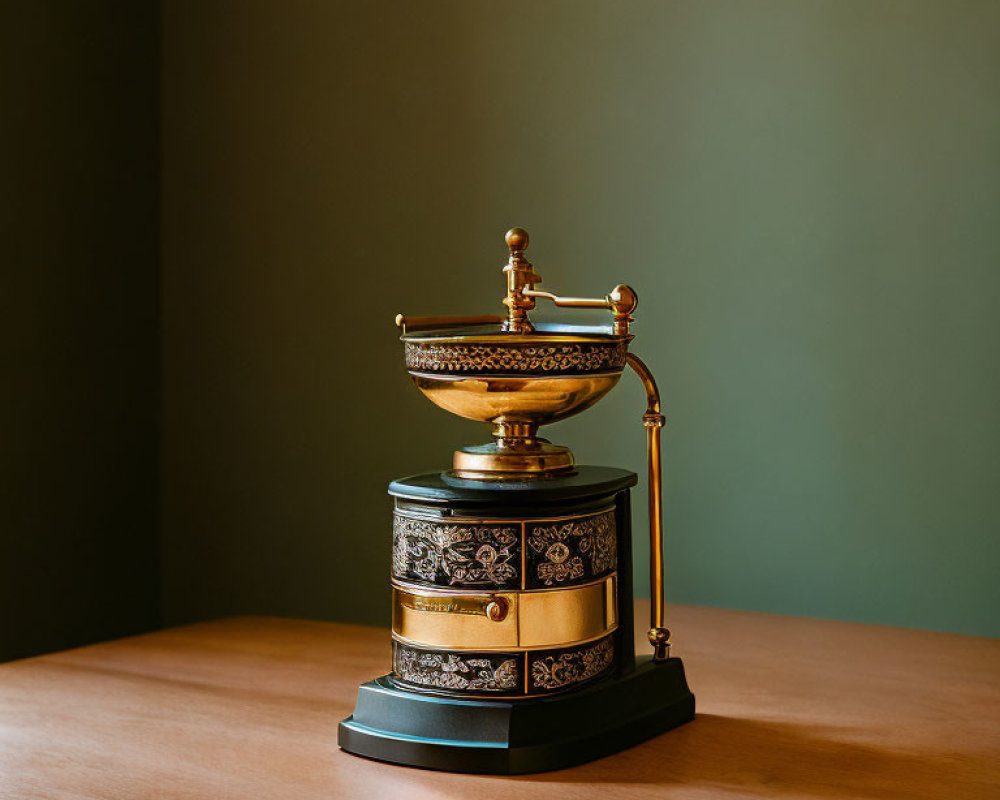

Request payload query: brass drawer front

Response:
[392,576,617,651]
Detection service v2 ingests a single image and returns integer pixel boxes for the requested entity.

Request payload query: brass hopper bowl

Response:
[402,322,628,478]
[398,227,642,480]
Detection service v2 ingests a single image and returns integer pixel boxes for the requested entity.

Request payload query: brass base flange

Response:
[450,441,575,480]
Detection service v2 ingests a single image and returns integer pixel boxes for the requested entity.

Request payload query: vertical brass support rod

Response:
[626,353,671,661]
[502,228,541,333]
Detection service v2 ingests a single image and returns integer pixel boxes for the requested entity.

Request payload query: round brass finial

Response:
[608,284,638,316]
[648,626,670,647]
[505,227,529,252]
[648,626,671,660]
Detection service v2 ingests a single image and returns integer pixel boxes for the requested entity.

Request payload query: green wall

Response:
[161,0,999,636]
[1,2,161,660]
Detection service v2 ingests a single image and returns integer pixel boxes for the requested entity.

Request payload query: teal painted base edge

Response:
[338,656,695,774]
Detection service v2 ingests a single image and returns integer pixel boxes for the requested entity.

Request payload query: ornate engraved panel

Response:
[404,340,628,375]
[392,642,523,695]
[525,510,617,589]
[528,634,616,692]
[393,514,520,589]
[392,636,617,697]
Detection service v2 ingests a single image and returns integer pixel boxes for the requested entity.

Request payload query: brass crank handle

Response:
[626,353,671,661]
[395,314,503,334]
[522,285,638,336]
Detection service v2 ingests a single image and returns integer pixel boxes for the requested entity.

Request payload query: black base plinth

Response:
[338,656,695,774]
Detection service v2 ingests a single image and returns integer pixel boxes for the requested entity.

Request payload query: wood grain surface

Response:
[0,602,997,799]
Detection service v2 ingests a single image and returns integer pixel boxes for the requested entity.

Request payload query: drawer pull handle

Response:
[398,593,507,621]
[485,598,508,622]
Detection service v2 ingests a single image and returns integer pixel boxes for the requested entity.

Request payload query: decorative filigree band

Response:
[392,509,617,590]
[392,515,521,589]
[404,340,628,375]
[529,635,615,692]
[392,642,522,695]
[391,633,616,697]
[525,510,617,589]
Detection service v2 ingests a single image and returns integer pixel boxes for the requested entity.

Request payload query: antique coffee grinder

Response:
[338,228,695,773]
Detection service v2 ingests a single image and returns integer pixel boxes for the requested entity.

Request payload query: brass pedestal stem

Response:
[491,419,541,449]
[451,420,575,480]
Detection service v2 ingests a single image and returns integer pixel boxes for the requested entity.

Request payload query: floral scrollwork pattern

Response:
[393,643,521,694]
[404,340,628,375]
[393,514,520,589]
[529,635,615,692]
[526,510,617,588]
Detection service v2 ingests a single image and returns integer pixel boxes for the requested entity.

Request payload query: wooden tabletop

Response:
[1,603,997,799]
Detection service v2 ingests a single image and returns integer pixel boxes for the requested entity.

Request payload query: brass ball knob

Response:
[485,597,509,622]
[608,284,638,316]
[505,227,529,252]
[648,626,671,648]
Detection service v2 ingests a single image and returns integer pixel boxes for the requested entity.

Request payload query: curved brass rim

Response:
[406,369,625,381]
[390,627,618,654]
[401,333,633,345]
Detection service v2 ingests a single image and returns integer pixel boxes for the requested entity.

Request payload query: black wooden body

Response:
[338,466,696,773]
[389,466,636,696]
